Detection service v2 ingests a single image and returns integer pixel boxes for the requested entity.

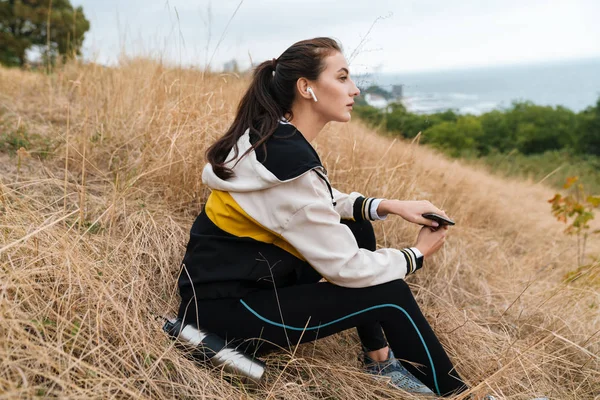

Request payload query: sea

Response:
[358,57,600,115]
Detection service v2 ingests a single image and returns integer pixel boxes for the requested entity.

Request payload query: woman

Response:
[177,37,467,397]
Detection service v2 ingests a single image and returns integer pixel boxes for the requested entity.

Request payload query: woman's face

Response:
[312,51,360,123]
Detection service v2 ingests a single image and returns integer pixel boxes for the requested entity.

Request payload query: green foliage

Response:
[508,102,578,154]
[474,148,600,194]
[575,98,600,156]
[422,116,483,158]
[353,92,600,193]
[479,110,514,154]
[354,103,458,139]
[352,104,385,128]
[81,220,102,234]
[0,124,30,150]
[0,122,55,158]
[548,176,600,267]
[354,94,600,157]
[0,0,90,67]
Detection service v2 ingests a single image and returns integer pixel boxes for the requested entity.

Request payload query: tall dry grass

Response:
[0,59,598,399]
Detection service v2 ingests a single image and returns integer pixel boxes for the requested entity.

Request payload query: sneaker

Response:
[363,349,435,395]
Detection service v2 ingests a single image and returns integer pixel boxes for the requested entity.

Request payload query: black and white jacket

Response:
[178,120,423,300]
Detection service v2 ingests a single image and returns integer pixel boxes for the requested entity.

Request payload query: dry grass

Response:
[1,59,599,399]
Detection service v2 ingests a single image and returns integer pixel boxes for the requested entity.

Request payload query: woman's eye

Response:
[340,76,348,81]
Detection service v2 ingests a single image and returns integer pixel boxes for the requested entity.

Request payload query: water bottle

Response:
[162,316,266,383]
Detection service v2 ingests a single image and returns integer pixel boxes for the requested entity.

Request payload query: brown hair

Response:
[205,37,342,180]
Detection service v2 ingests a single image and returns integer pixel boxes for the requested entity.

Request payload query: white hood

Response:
[202,129,284,192]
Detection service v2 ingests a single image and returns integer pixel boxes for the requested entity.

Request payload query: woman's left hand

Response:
[377,199,450,228]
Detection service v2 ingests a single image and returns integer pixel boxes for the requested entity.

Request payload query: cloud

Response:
[73,0,600,73]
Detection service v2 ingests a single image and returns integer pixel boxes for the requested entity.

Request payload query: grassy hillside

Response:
[1,60,598,399]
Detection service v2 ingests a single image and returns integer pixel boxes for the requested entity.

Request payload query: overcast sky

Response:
[71,0,600,74]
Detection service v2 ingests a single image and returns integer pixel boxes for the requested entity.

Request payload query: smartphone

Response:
[422,213,455,226]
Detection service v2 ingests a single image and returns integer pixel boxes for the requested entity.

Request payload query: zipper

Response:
[313,169,337,207]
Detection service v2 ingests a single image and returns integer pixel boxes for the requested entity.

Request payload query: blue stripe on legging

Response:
[239,299,440,394]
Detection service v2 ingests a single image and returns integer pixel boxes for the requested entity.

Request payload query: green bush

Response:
[0,124,55,159]
[353,93,600,192]
[422,116,483,158]
[355,95,600,158]
[576,99,600,156]
[507,102,578,154]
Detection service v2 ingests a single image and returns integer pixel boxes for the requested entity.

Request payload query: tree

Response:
[423,116,484,158]
[480,110,514,154]
[576,98,600,156]
[506,101,578,155]
[0,0,90,67]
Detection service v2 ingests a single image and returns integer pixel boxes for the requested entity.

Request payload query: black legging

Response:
[181,219,468,396]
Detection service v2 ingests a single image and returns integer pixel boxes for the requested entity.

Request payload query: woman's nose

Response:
[352,84,360,97]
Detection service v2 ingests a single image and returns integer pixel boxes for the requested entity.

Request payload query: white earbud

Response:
[307,87,318,102]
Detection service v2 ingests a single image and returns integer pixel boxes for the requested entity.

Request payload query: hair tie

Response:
[271,58,278,77]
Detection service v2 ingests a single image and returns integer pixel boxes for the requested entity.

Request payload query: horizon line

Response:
[375,55,600,76]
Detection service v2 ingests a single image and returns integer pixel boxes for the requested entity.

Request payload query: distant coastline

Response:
[356,57,600,115]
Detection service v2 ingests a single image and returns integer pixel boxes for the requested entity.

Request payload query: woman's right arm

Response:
[277,171,425,288]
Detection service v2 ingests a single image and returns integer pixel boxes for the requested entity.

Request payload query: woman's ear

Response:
[296,77,311,100]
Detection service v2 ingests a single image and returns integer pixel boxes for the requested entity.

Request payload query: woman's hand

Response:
[377,199,450,228]
[415,224,448,258]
